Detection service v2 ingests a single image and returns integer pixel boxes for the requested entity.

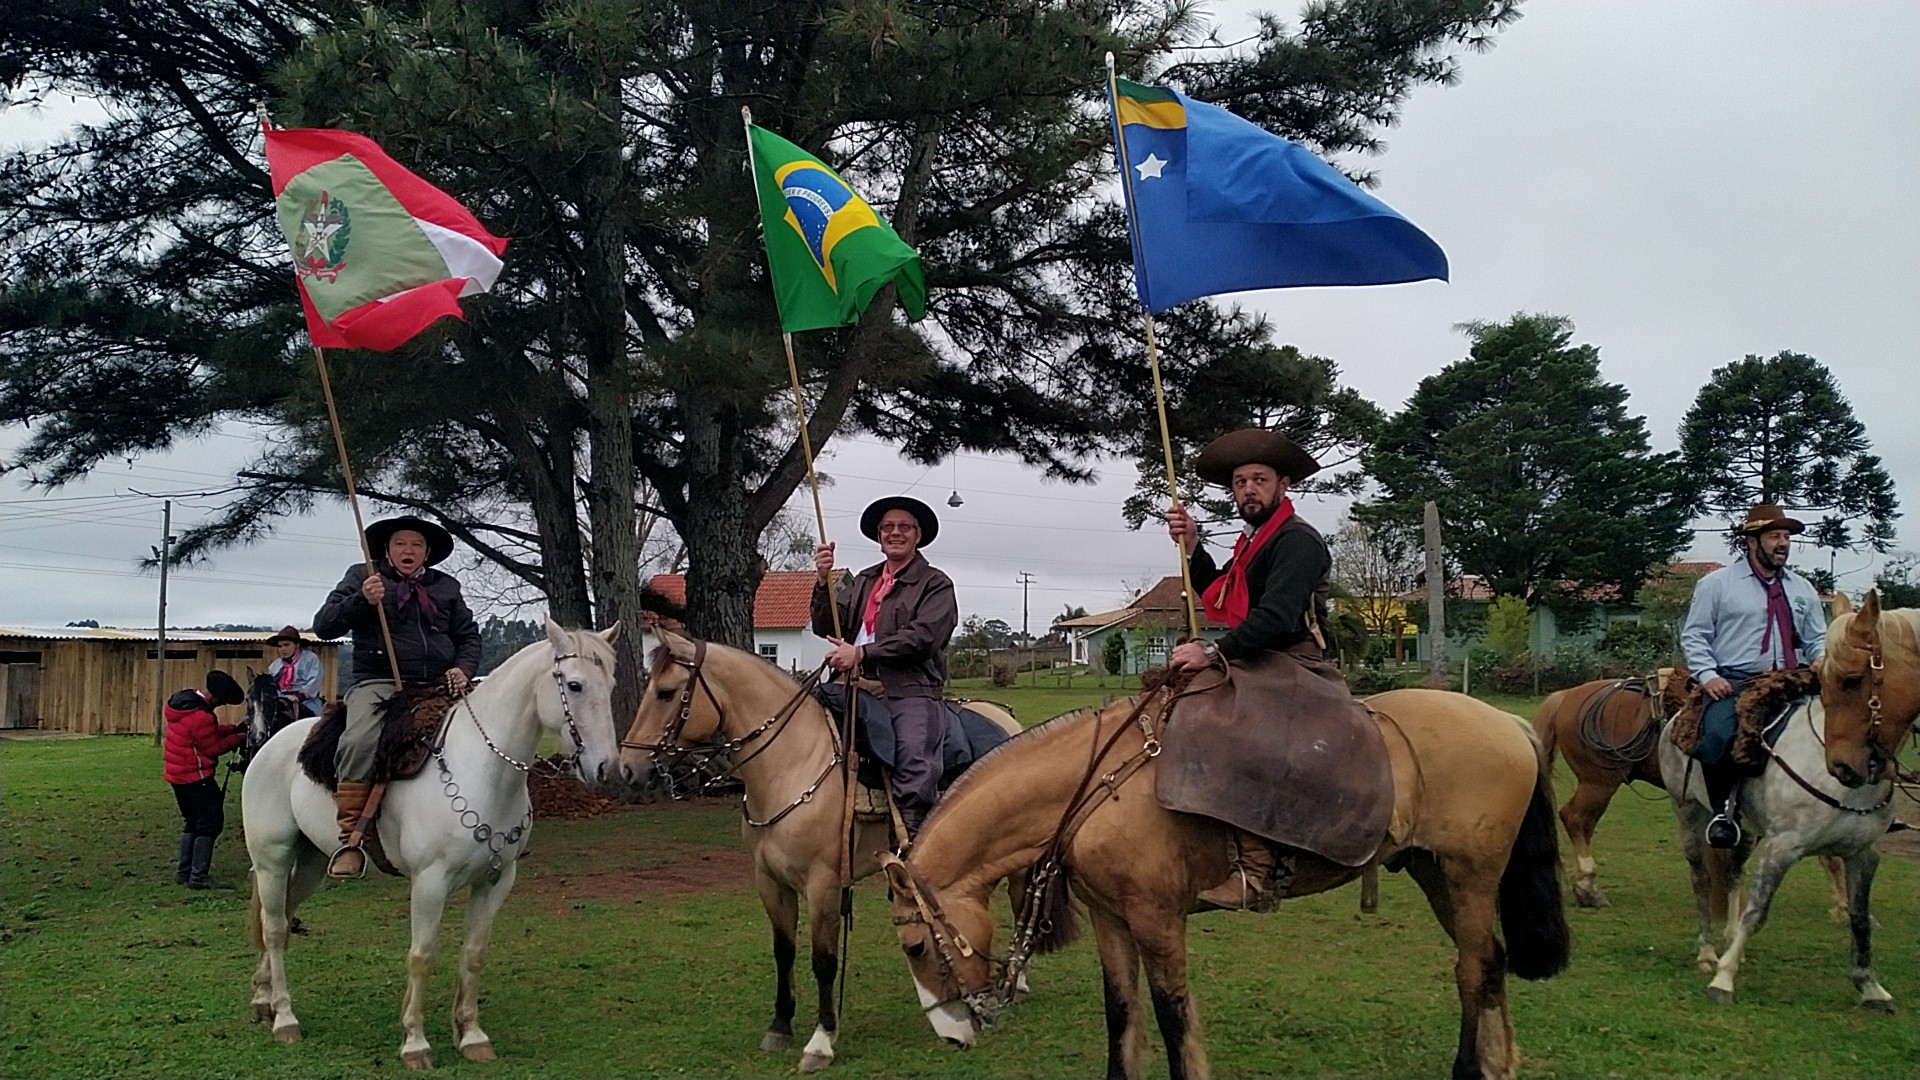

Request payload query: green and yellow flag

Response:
[747,125,927,332]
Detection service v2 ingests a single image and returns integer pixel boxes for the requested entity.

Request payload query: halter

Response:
[619,639,842,829]
[1761,698,1896,816]
[887,686,1171,1028]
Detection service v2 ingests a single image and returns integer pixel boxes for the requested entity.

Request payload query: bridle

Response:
[619,639,842,828]
[886,684,1173,1028]
[1758,696,1897,816]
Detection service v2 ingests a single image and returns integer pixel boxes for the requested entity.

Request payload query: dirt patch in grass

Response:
[519,841,752,912]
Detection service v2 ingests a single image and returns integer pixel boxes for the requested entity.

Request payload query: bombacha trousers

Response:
[337,680,398,783]
[886,694,946,833]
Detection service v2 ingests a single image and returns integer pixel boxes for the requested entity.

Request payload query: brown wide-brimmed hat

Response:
[265,625,307,647]
[1739,504,1806,536]
[860,496,939,547]
[365,515,455,566]
[1195,428,1321,488]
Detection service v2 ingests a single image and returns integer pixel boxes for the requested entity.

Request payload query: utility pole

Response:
[152,500,173,746]
[1423,500,1446,679]
[1017,572,1036,686]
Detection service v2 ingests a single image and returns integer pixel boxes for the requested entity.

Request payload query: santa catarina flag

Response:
[746,124,927,333]
[1108,77,1447,314]
[265,126,507,352]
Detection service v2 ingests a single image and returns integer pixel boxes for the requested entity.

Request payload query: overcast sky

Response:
[2,2,1915,634]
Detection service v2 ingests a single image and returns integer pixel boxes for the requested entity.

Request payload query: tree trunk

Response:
[682,404,763,649]
[497,412,593,627]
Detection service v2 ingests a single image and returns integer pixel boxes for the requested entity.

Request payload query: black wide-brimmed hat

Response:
[860,496,939,547]
[265,625,307,647]
[1195,429,1321,487]
[205,669,244,706]
[365,515,455,567]
[1739,504,1806,536]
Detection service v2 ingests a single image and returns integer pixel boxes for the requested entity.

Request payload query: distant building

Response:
[1054,577,1229,675]
[644,571,828,673]
[0,627,341,735]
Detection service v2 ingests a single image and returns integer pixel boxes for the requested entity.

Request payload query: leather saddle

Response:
[296,687,458,791]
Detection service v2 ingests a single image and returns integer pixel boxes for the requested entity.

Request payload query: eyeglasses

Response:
[877,523,920,535]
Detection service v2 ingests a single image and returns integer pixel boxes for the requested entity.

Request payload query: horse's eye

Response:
[1840,674,1864,689]
[567,680,584,692]
[655,688,675,701]
[904,939,926,959]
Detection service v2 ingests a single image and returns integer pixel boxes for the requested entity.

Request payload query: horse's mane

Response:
[927,701,1126,821]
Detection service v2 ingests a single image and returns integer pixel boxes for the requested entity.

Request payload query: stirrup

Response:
[1705,815,1741,850]
[326,843,368,879]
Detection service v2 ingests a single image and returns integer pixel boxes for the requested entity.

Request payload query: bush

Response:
[1347,665,1428,695]
[990,662,1016,688]
[1598,620,1675,676]
[1101,631,1127,676]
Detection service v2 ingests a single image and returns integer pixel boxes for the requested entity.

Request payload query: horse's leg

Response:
[1704,838,1794,1005]
[1406,851,1514,1080]
[1675,805,1722,972]
[752,871,800,1053]
[1820,854,1850,924]
[451,860,518,1062]
[1089,904,1145,1080]
[1842,847,1894,1013]
[399,868,454,1070]
[1560,776,1618,908]
[250,859,305,1042]
[1134,910,1209,1080]
[797,872,842,1073]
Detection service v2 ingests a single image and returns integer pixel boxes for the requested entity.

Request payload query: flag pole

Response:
[1106,54,1201,640]
[311,346,407,689]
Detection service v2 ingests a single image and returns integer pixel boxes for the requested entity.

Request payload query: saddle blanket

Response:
[810,685,1013,791]
[297,686,455,791]
[1155,648,1392,868]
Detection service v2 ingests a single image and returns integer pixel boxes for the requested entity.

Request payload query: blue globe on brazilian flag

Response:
[747,125,927,333]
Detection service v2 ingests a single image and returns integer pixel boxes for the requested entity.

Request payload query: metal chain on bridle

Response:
[887,683,1174,1028]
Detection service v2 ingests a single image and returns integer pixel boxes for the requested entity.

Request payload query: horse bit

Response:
[439,646,600,880]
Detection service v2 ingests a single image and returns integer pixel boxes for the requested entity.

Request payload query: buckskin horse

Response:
[1657,591,1899,1011]
[242,621,622,1068]
[617,628,1021,1073]
[883,686,1570,1080]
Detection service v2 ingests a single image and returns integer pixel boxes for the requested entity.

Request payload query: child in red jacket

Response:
[163,670,246,889]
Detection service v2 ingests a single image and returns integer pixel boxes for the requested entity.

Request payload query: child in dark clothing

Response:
[162,670,245,889]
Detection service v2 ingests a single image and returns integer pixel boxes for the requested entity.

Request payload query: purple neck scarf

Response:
[1751,560,1796,669]
[390,567,440,620]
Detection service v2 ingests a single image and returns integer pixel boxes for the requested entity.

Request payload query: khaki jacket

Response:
[810,552,957,698]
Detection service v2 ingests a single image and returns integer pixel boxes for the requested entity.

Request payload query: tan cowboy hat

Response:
[265,625,308,647]
[1195,428,1321,487]
[1739,504,1806,535]
[860,496,939,546]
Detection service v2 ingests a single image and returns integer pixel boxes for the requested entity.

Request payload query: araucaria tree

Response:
[2,0,1524,671]
[1678,351,1899,556]
[1360,313,1694,605]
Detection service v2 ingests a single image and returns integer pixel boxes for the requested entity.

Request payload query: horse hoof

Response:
[403,1049,436,1070]
[1862,999,1896,1015]
[1705,987,1734,1006]
[461,1041,496,1062]
[798,1051,834,1073]
[760,1032,792,1052]
[272,1022,301,1043]
[1694,959,1717,974]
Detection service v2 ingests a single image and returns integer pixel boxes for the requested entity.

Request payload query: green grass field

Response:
[4,689,1917,1078]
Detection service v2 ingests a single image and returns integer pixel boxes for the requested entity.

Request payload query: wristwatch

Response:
[1199,639,1225,669]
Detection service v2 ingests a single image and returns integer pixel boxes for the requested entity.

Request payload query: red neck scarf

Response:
[1751,558,1797,669]
[276,655,299,690]
[1199,498,1294,628]
[861,563,900,636]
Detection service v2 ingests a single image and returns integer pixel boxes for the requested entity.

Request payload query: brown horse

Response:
[1533,676,1669,908]
[1819,590,1920,789]
[883,687,1570,1080]
[617,628,1019,1073]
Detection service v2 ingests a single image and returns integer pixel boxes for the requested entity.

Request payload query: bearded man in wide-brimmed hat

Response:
[265,625,323,719]
[1679,503,1827,848]
[1159,427,1369,911]
[811,495,958,839]
[312,515,481,876]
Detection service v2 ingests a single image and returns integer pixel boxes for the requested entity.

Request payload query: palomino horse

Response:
[1819,590,1919,790]
[1534,676,1669,908]
[617,629,1019,1073]
[242,621,622,1068]
[1657,593,1898,1011]
[884,687,1570,1080]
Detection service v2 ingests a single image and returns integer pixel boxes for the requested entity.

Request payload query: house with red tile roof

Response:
[1055,575,1229,674]
[645,571,829,672]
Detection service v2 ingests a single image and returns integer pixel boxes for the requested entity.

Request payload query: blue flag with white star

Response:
[1108,77,1448,314]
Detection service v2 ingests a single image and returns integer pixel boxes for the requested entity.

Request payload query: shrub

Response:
[990,662,1016,688]
[1101,631,1128,676]
[1485,595,1532,663]
[1598,620,1675,676]
[1348,665,1427,695]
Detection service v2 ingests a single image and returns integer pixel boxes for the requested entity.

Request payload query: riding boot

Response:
[1196,831,1278,913]
[329,781,373,878]
[1703,763,1742,849]
[186,835,231,890]
[174,831,194,885]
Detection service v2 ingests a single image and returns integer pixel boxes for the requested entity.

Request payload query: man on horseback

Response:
[812,495,958,840]
[1680,503,1826,848]
[1164,428,1351,912]
[313,515,481,877]
[266,625,323,719]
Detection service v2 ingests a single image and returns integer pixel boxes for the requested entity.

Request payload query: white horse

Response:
[1658,683,1896,1011]
[243,620,623,1068]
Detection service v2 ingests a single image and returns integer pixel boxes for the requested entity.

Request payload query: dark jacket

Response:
[811,552,957,698]
[313,562,481,686]
[1188,515,1332,663]
[162,689,243,784]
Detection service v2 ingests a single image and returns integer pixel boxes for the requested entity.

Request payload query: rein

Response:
[1763,700,1895,817]
[887,685,1173,1027]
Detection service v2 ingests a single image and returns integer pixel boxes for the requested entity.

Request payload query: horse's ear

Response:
[545,617,571,652]
[599,622,622,646]
[1830,592,1853,617]
[879,854,912,896]
[654,625,695,660]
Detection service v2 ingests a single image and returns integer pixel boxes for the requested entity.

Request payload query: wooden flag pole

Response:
[1107,53,1201,640]
[312,346,407,688]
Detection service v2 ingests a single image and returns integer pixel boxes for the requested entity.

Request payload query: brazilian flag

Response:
[747,125,927,332]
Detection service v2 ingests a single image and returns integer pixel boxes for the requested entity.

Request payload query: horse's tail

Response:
[1532,691,1564,767]
[1499,756,1572,980]
[249,884,265,953]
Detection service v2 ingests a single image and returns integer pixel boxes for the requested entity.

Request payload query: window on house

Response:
[758,643,779,663]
